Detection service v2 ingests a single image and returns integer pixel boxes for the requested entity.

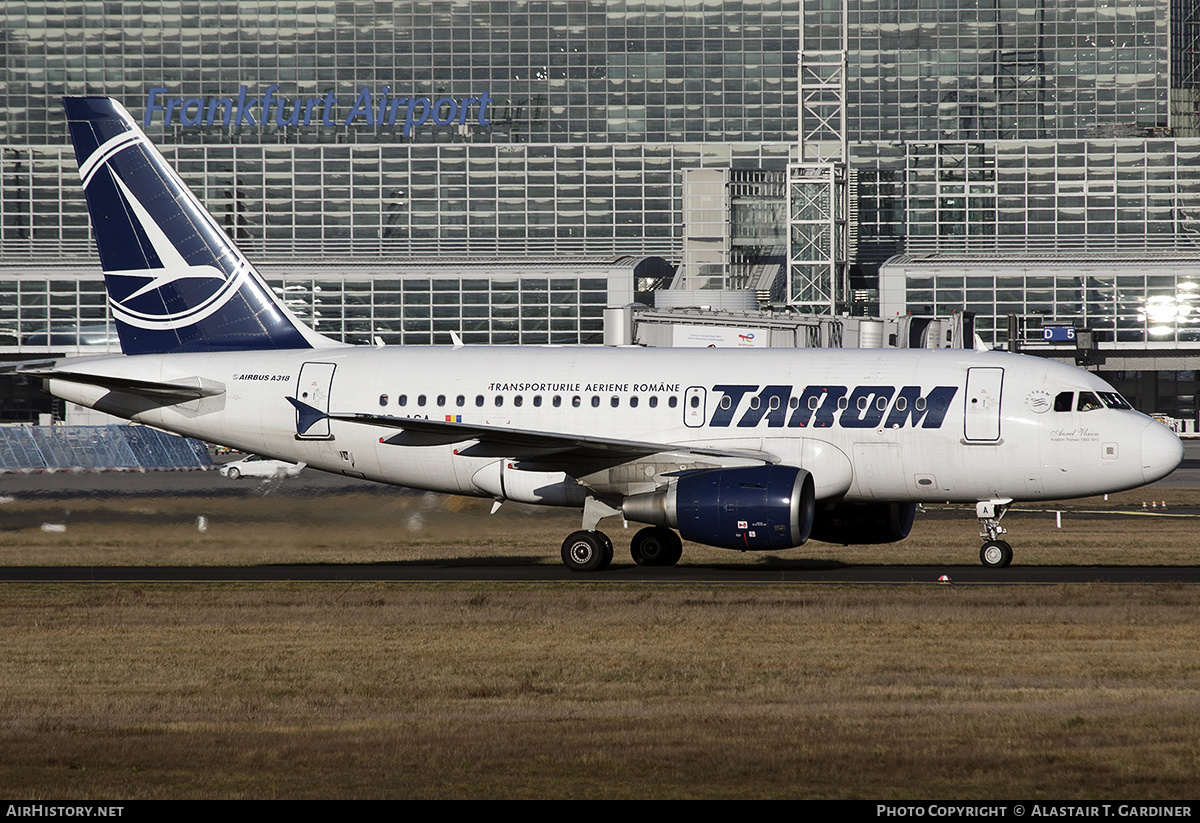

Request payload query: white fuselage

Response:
[52,96,1185,570]
[47,345,1181,507]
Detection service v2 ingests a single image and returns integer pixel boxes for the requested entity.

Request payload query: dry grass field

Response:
[2,484,1199,568]
[2,485,1200,798]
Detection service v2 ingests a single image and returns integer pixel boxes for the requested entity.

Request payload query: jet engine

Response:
[622,465,815,551]
[808,501,917,545]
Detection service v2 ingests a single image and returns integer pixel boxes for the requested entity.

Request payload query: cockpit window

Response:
[1098,391,1133,410]
[1054,391,1074,412]
[1076,391,1103,412]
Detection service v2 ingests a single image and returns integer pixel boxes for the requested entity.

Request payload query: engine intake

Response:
[622,465,815,551]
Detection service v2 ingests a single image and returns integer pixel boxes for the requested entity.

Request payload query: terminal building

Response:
[1,1,1199,424]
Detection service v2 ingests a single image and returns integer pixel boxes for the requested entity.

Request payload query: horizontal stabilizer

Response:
[23,368,225,402]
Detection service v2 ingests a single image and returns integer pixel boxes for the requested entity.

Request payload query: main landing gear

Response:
[559,526,685,572]
[560,530,614,573]
[629,526,683,567]
[560,497,685,573]
[976,499,1014,568]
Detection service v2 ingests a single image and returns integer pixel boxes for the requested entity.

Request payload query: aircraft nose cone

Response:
[1141,420,1184,484]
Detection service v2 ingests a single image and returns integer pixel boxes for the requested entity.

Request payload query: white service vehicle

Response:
[219,454,304,480]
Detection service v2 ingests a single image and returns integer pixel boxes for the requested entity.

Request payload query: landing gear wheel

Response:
[630,526,683,567]
[980,540,1013,569]
[561,530,613,573]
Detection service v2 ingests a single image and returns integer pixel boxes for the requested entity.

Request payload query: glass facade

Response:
[0,141,794,262]
[827,0,1171,143]
[882,256,1200,347]
[1,1,800,147]
[1173,0,1200,135]
[0,264,629,349]
[1,1,802,275]
[1,0,1199,358]
[266,266,618,346]
[855,138,1200,270]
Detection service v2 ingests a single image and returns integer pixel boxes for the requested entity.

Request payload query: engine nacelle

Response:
[808,501,917,545]
[622,465,815,551]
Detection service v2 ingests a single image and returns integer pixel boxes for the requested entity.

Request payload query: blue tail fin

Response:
[63,97,331,355]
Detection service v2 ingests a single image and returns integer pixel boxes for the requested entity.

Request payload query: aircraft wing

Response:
[326,409,780,465]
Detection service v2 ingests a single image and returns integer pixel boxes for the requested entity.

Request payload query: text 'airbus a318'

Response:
[27,97,1184,571]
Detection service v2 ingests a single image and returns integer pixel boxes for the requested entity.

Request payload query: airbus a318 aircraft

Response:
[29,97,1184,571]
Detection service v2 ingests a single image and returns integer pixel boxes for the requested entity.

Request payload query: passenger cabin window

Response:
[398,395,407,407]
[379,394,388,407]
[668,396,678,408]
[649,397,658,408]
[417,394,426,407]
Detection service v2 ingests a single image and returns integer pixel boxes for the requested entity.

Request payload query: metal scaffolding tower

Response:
[788,0,851,312]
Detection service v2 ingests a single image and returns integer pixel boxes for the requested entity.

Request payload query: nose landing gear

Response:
[977,499,1013,568]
